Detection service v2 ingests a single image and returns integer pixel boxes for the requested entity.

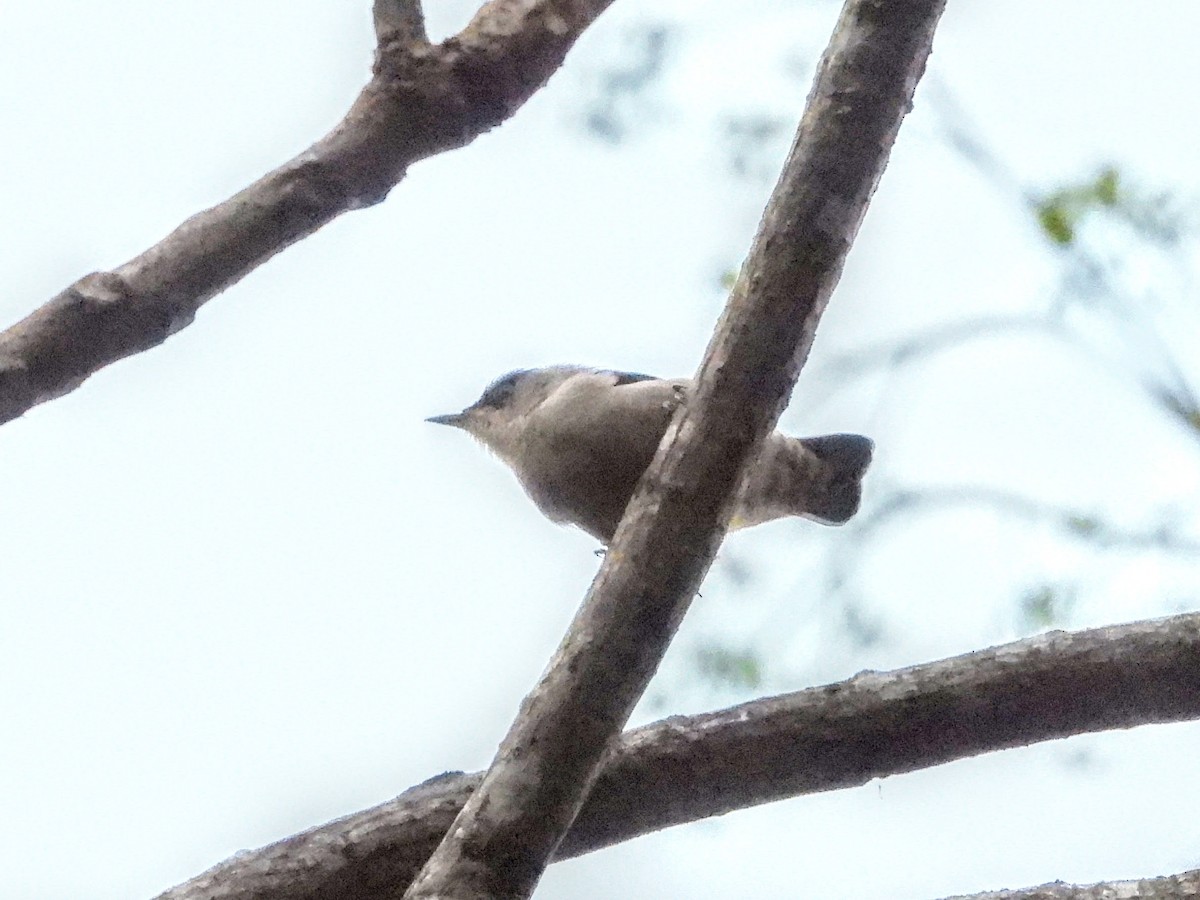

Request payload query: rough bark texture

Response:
[404,1,947,898]
[0,0,616,426]
[374,0,428,44]
[156,613,1200,900]
[941,868,1200,900]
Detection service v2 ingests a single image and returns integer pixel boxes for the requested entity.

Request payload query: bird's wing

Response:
[524,372,690,538]
[524,371,684,457]
[598,369,658,386]
[544,371,686,432]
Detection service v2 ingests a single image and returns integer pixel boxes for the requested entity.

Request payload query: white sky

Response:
[2,1,1198,899]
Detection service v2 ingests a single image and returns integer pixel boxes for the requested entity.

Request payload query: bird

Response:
[426,365,873,544]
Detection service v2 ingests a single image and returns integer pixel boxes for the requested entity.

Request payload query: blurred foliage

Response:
[1155,385,1200,437]
[1034,167,1120,246]
[1065,515,1102,538]
[694,644,764,690]
[1033,166,1189,248]
[581,23,671,143]
[722,113,791,180]
[575,25,1199,697]
[838,598,885,649]
[1018,584,1077,630]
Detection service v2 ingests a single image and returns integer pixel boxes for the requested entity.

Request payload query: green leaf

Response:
[694,644,763,690]
[1019,584,1076,629]
[1065,515,1101,537]
[1093,166,1120,206]
[1036,202,1075,245]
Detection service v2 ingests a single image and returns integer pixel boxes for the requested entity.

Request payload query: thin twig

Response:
[820,313,1067,377]
[856,486,1200,555]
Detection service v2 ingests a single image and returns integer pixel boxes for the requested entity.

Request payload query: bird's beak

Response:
[425,411,467,427]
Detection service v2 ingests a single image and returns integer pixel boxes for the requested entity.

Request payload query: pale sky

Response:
[2,2,1198,899]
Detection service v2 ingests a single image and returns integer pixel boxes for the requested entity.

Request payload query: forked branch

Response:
[0,0,617,425]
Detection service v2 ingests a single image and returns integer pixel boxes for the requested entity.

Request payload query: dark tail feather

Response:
[799,433,874,524]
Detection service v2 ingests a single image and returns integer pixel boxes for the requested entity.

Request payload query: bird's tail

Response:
[732,433,874,529]
[795,433,874,524]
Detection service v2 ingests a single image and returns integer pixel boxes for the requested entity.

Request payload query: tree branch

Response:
[939,868,1200,900]
[0,0,617,426]
[157,612,1200,900]
[402,2,946,898]
[374,0,428,46]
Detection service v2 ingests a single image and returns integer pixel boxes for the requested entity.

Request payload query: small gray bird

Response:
[427,366,873,543]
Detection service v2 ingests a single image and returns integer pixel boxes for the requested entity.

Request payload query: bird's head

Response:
[425,366,585,461]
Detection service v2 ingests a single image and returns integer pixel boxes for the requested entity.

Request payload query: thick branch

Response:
[157,613,1200,900]
[940,868,1200,900]
[0,0,616,426]
[404,2,946,898]
[374,0,428,45]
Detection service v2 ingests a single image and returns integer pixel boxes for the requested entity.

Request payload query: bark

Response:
[373,0,428,44]
[404,1,947,897]
[0,0,616,426]
[156,613,1200,900]
[940,868,1200,900]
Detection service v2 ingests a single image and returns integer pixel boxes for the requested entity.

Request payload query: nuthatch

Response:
[427,366,873,543]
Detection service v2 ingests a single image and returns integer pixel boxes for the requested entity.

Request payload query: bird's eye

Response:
[477,370,525,409]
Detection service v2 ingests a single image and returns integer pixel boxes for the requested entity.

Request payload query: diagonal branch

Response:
[0,0,617,426]
[157,612,1200,900]
[402,5,944,894]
